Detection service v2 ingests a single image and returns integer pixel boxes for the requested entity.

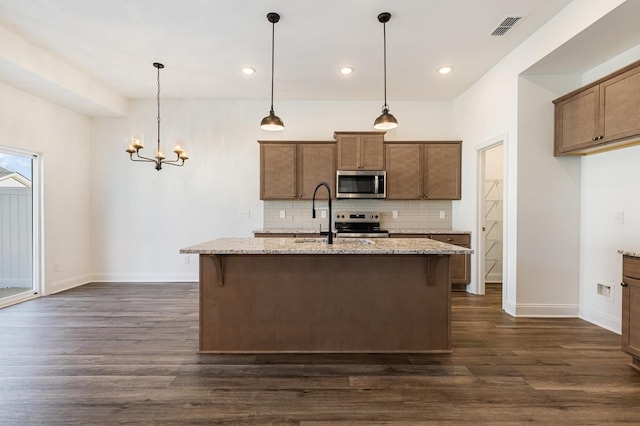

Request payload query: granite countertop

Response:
[253,228,471,235]
[181,237,474,255]
[618,250,640,258]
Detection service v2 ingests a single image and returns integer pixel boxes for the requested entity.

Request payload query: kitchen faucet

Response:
[312,182,333,244]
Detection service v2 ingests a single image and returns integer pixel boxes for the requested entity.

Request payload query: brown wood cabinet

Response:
[389,232,471,288]
[554,60,640,156]
[259,141,336,200]
[622,255,640,371]
[334,131,385,170]
[385,142,461,200]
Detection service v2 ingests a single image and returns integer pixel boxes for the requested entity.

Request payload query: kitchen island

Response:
[180,237,472,353]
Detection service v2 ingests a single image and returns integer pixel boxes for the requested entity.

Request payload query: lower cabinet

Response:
[622,255,640,371]
[390,233,471,290]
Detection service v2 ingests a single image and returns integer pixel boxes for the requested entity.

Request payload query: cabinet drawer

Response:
[623,256,640,279]
[429,234,470,246]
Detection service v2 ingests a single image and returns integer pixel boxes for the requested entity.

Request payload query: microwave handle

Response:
[374,175,379,194]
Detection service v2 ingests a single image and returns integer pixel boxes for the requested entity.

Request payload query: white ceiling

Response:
[2,0,639,114]
[0,0,581,106]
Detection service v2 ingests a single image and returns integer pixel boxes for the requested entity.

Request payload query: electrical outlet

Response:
[184,256,191,265]
[392,210,398,219]
[321,210,327,218]
[615,211,624,225]
[439,210,446,219]
[53,263,60,272]
[239,209,250,218]
[279,210,286,219]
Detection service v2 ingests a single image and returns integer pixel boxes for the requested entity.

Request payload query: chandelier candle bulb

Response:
[173,144,185,155]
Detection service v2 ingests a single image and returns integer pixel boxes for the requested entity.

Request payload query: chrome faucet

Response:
[312,182,333,244]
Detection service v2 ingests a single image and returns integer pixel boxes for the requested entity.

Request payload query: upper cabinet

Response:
[554,60,640,156]
[334,131,385,170]
[260,141,336,200]
[385,142,461,200]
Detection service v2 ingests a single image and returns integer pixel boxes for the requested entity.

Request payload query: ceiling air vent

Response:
[490,16,522,36]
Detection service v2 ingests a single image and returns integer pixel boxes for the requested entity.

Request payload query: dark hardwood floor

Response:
[0,282,639,425]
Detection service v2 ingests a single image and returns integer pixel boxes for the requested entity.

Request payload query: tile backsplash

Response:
[263,200,452,231]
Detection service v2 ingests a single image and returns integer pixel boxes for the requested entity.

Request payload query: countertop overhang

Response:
[618,249,640,258]
[180,237,474,255]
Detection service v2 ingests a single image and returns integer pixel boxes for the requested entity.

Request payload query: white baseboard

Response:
[579,305,621,334]
[47,273,93,295]
[513,303,579,317]
[91,272,198,283]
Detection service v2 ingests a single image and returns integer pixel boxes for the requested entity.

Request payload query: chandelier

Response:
[126,62,189,170]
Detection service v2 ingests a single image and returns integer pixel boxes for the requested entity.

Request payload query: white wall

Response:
[516,76,581,316]
[452,0,626,315]
[91,99,456,282]
[0,81,92,294]
[577,46,640,333]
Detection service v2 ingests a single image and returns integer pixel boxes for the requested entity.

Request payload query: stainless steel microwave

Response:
[336,170,386,199]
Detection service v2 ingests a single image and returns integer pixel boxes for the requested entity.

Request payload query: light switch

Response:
[615,211,624,225]
[392,210,398,219]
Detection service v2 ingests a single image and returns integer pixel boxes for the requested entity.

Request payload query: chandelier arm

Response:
[130,152,159,162]
[161,159,184,167]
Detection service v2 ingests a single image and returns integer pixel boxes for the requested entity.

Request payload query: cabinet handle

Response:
[598,135,604,140]
[592,137,597,141]
[621,282,628,287]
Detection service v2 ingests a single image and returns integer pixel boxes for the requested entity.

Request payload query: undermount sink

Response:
[293,238,375,245]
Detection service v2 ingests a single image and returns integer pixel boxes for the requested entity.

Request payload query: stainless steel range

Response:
[334,211,389,238]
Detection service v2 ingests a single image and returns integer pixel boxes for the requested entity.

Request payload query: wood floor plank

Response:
[0,282,639,424]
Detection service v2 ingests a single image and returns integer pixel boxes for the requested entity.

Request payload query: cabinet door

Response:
[424,143,461,200]
[601,66,640,143]
[336,134,384,170]
[622,257,640,360]
[337,135,360,170]
[360,135,385,170]
[554,86,600,155]
[298,144,336,199]
[260,144,296,200]
[429,234,471,284]
[385,144,422,199]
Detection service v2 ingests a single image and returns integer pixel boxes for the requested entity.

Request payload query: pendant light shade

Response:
[374,12,398,130]
[261,12,284,131]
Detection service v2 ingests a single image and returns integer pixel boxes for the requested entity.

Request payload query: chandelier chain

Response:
[157,65,161,153]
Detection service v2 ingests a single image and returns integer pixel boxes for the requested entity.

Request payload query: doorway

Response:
[477,140,505,299]
[0,147,41,308]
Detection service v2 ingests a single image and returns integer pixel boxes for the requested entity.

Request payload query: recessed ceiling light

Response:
[439,66,452,75]
[242,67,256,75]
[340,67,353,75]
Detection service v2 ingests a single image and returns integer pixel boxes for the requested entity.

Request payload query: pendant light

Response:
[374,12,398,130]
[126,63,189,170]
[260,12,284,131]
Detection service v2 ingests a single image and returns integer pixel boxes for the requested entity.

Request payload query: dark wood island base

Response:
[199,253,451,353]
